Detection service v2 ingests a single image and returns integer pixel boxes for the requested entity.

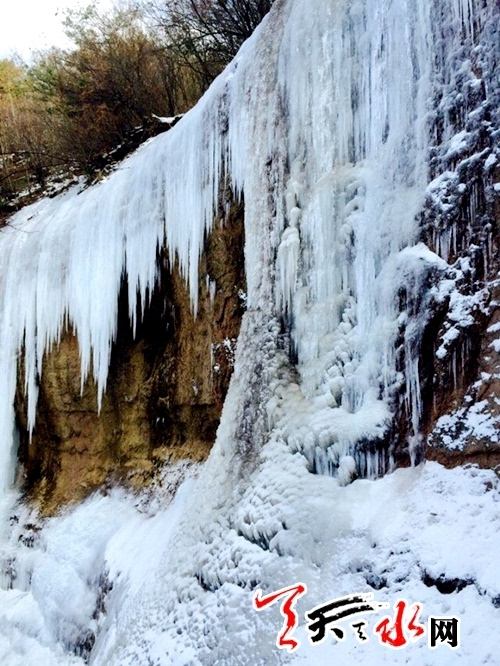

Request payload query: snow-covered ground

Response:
[0,459,498,665]
[0,462,199,665]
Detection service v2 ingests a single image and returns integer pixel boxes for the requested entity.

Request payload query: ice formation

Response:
[0,0,498,487]
[0,0,499,663]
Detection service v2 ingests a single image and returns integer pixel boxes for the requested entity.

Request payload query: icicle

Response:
[276,226,300,314]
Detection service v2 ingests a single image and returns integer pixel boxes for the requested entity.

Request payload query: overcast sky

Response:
[0,0,111,61]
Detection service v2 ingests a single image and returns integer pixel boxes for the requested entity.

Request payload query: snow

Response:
[484,154,497,170]
[2,460,498,665]
[151,114,184,125]
[0,463,198,665]
[0,0,499,663]
[444,130,470,159]
[430,401,500,450]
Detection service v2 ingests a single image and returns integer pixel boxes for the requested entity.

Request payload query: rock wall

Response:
[370,10,500,473]
[15,199,245,514]
[418,16,500,469]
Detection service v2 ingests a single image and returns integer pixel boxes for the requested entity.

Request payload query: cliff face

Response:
[424,279,500,468]
[14,136,500,511]
[418,18,500,469]
[355,7,500,472]
[15,191,500,515]
[15,201,245,513]
[8,0,500,516]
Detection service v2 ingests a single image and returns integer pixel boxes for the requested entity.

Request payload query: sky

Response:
[0,0,112,62]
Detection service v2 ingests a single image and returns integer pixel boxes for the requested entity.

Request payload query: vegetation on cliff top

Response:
[0,0,275,222]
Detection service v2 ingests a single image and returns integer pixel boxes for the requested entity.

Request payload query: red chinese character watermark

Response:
[253,583,307,653]
[252,585,460,653]
[374,599,426,649]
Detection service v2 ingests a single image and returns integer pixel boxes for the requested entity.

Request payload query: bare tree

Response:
[147,0,275,89]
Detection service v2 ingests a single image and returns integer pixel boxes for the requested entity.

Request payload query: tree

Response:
[0,59,64,215]
[28,4,194,173]
[145,0,276,90]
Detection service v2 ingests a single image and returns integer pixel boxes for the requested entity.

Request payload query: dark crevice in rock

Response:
[421,571,473,595]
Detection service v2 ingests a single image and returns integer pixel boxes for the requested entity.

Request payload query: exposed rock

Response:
[15,198,245,514]
[409,20,500,470]
[11,9,500,508]
[426,282,500,468]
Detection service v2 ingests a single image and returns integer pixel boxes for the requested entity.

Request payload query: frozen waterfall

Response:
[0,0,495,491]
[0,0,499,663]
